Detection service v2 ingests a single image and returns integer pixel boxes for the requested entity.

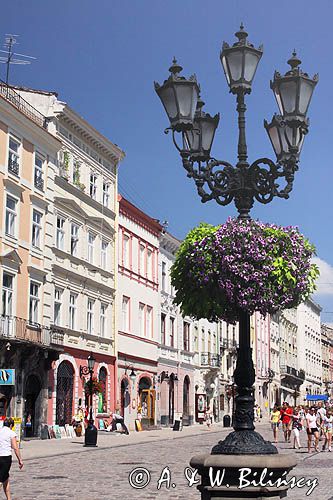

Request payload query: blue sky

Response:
[4,0,333,320]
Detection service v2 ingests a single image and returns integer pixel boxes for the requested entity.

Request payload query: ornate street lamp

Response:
[80,352,97,447]
[155,26,317,457]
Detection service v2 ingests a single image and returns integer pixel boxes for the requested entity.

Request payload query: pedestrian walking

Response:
[0,418,24,500]
[291,407,303,450]
[205,407,213,429]
[306,407,320,453]
[321,409,333,452]
[270,405,280,443]
[280,402,293,443]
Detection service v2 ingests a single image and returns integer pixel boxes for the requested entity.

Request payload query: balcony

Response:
[34,172,44,191]
[0,315,64,348]
[8,157,19,176]
[201,352,221,368]
[0,81,48,129]
[220,338,238,352]
[280,364,305,383]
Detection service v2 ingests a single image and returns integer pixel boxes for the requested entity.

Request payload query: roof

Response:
[118,194,162,236]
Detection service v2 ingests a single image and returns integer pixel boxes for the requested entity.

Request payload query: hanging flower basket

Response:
[171,218,319,324]
[84,377,104,396]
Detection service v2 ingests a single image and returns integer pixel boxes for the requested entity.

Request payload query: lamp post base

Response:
[84,422,98,447]
[211,430,277,455]
[190,453,297,500]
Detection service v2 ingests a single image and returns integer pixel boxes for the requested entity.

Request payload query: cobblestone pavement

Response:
[7,424,333,500]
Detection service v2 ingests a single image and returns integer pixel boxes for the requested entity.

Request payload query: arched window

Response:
[56,361,75,426]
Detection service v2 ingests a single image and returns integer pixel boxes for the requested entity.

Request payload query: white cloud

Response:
[312,257,333,296]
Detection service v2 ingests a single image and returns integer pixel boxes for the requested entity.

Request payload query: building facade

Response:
[0,83,63,435]
[158,230,196,427]
[117,195,162,430]
[13,86,124,428]
[297,298,322,401]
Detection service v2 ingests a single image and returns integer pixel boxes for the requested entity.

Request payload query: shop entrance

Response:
[56,361,74,426]
[24,374,42,437]
[139,377,155,427]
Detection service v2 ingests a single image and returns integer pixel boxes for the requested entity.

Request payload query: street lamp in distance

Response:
[80,352,97,447]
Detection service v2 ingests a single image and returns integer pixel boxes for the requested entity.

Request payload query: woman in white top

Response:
[306,407,319,453]
[0,418,23,499]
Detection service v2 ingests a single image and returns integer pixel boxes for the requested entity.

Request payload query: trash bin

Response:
[223,414,231,427]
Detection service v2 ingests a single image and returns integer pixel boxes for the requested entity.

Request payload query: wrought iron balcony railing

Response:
[0,81,48,129]
[8,157,19,176]
[34,172,44,191]
[201,352,221,368]
[0,315,64,347]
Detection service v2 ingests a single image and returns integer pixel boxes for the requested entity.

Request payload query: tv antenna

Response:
[0,34,36,85]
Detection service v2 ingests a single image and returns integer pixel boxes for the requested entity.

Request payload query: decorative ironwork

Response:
[211,430,278,455]
[0,80,48,129]
[56,361,74,426]
[34,172,44,191]
[0,315,63,347]
[8,157,19,176]
[201,352,221,367]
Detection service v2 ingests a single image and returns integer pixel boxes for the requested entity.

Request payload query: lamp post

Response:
[80,352,97,447]
[155,25,317,459]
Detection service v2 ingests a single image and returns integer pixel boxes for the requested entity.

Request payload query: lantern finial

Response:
[169,57,183,75]
[235,23,248,43]
[287,50,302,70]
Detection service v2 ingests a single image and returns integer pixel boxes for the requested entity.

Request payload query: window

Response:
[5,195,17,237]
[123,234,129,268]
[29,282,40,325]
[146,306,152,337]
[32,209,42,248]
[70,223,79,256]
[87,232,95,264]
[101,240,108,269]
[56,216,65,250]
[2,273,13,316]
[147,249,152,280]
[139,244,145,275]
[90,173,97,199]
[87,299,94,334]
[194,325,199,352]
[139,303,145,336]
[183,322,190,351]
[34,153,44,191]
[161,262,167,292]
[161,313,166,345]
[69,293,76,330]
[170,317,175,347]
[100,303,107,337]
[54,288,62,326]
[122,296,130,331]
[8,135,20,176]
[103,182,110,207]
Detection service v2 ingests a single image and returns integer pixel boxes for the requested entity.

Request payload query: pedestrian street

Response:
[7,423,333,500]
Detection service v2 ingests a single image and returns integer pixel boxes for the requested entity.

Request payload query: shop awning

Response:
[305,394,328,401]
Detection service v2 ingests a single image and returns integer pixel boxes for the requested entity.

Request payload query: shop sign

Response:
[0,369,15,386]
